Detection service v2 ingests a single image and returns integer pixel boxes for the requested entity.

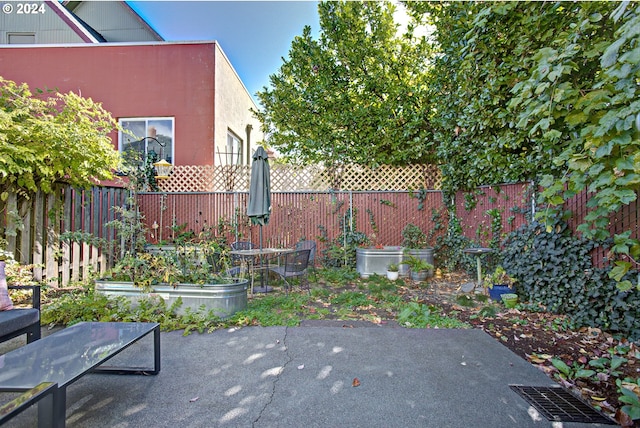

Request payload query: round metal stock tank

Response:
[356,246,405,278]
[153,280,248,318]
[96,279,249,319]
[406,248,435,277]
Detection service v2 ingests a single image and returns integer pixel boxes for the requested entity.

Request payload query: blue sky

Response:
[128,1,320,104]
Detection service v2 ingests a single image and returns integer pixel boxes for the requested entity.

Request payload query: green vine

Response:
[501,214,640,339]
[410,188,429,211]
[486,208,503,250]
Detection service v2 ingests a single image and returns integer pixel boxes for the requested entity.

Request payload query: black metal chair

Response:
[266,249,311,295]
[295,240,317,283]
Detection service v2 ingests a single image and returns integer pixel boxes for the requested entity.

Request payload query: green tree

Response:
[408,1,639,289]
[506,2,638,244]
[0,77,122,251]
[254,0,435,171]
[0,77,121,196]
[406,1,623,194]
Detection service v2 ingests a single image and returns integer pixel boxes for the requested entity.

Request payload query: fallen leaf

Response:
[530,353,553,362]
[616,408,634,427]
[352,378,360,387]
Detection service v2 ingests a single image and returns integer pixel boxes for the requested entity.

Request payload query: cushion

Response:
[0,309,39,336]
[0,261,13,311]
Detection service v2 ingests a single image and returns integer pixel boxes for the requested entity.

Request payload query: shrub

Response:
[501,216,640,339]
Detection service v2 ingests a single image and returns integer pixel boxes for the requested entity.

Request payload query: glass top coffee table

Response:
[0,322,160,428]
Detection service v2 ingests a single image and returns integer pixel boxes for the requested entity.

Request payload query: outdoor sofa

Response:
[0,284,41,344]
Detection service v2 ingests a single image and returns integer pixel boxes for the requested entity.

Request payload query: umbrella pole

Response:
[260,225,264,289]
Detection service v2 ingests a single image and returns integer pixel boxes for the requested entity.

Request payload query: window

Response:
[8,33,35,44]
[226,130,243,165]
[119,118,174,164]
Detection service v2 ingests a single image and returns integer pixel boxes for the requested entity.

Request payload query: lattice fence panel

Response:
[337,164,441,190]
[157,163,441,192]
[270,164,329,191]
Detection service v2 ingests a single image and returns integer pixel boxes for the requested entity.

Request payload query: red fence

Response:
[5,181,637,285]
[136,182,640,269]
[137,190,446,254]
[136,185,528,259]
[454,183,532,243]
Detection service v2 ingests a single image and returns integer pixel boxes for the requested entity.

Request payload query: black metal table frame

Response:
[0,322,160,428]
[230,248,294,294]
[0,382,57,428]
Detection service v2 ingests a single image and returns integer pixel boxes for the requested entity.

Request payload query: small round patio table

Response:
[462,247,494,287]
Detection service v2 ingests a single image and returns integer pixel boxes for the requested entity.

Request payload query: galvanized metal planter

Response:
[356,247,406,278]
[356,247,435,279]
[95,278,248,319]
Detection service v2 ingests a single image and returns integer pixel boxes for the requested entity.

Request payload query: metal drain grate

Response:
[510,385,616,424]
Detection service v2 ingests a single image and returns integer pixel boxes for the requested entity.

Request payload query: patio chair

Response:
[295,240,318,283]
[266,249,311,295]
[0,284,41,345]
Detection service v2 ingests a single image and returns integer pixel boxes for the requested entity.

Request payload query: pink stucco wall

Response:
[0,42,216,165]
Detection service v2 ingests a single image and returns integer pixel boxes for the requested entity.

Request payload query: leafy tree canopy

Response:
[0,77,121,196]
[407,1,640,288]
[254,0,435,168]
[406,1,624,192]
[258,1,640,285]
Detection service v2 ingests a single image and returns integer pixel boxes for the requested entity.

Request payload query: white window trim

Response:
[118,117,175,164]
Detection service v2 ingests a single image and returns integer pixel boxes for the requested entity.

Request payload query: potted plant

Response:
[401,224,435,276]
[401,256,434,282]
[483,265,516,301]
[386,263,399,281]
[501,293,518,308]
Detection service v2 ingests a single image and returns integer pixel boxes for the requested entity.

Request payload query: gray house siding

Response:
[68,1,162,42]
[0,1,88,44]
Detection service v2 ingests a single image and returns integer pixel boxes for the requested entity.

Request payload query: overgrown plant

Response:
[551,358,596,383]
[318,207,368,268]
[617,378,640,421]
[434,213,473,273]
[501,215,640,339]
[401,223,428,249]
[405,2,640,291]
[398,301,470,329]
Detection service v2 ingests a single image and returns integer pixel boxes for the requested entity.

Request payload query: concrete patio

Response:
[2,323,615,427]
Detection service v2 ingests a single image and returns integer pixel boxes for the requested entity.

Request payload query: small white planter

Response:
[386,271,399,280]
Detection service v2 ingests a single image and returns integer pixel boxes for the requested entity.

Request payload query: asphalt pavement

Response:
[2,322,616,427]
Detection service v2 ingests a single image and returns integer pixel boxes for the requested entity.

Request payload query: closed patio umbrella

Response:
[247,146,271,227]
[247,147,271,291]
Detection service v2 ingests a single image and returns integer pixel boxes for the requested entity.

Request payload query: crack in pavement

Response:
[253,326,292,427]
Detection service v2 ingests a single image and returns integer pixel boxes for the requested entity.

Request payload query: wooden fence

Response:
[155,163,442,192]
[1,185,127,287]
[136,183,533,266]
